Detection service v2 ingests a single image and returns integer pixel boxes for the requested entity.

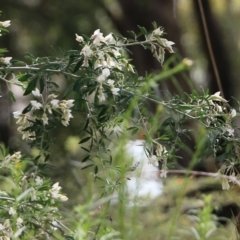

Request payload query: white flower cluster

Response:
[13,88,74,140]
[96,68,120,102]
[76,29,128,70]
[49,182,68,201]
[148,143,168,178]
[0,151,21,168]
[0,20,12,65]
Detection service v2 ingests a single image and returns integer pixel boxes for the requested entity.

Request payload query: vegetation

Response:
[0,2,240,239]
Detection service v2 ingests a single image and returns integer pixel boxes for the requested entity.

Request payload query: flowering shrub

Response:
[0,11,240,239]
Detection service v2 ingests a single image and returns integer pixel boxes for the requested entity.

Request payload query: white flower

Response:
[0,223,4,230]
[97,74,105,83]
[156,144,168,157]
[42,113,48,125]
[50,182,68,201]
[91,29,104,46]
[230,109,237,118]
[209,91,228,103]
[225,127,234,136]
[148,155,159,167]
[152,27,163,36]
[81,45,92,57]
[0,20,11,28]
[32,88,41,97]
[62,109,73,122]
[16,217,23,228]
[35,176,43,186]
[98,91,106,102]
[75,33,84,43]
[160,168,168,178]
[104,33,114,43]
[97,68,110,83]
[111,87,120,95]
[221,177,230,190]
[102,68,110,78]
[0,57,12,65]
[58,194,68,201]
[9,207,16,215]
[51,99,59,108]
[107,79,115,87]
[66,99,74,108]
[30,100,42,110]
[13,111,21,119]
[162,39,175,53]
[30,189,37,201]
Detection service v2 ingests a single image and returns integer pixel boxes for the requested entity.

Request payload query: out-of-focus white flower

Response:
[148,155,159,167]
[50,182,68,201]
[97,74,105,83]
[160,168,168,178]
[0,20,11,28]
[111,87,120,95]
[221,177,230,190]
[107,79,115,87]
[32,88,41,97]
[0,57,12,65]
[35,176,43,186]
[75,33,84,43]
[0,223,4,230]
[9,207,16,215]
[16,218,23,228]
[225,127,234,136]
[230,109,237,118]
[156,144,168,157]
[42,113,48,125]
[30,100,42,110]
[98,90,106,102]
[102,68,110,78]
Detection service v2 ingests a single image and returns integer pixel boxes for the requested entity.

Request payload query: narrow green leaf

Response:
[73,58,84,73]
[39,77,45,93]
[79,136,91,144]
[81,155,90,162]
[94,165,98,175]
[81,164,94,170]
[22,104,32,114]
[23,77,38,95]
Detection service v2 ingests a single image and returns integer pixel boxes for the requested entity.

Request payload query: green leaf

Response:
[81,155,90,162]
[79,136,91,144]
[9,91,16,102]
[81,164,94,170]
[22,103,32,114]
[62,83,74,99]
[94,165,98,175]
[73,57,84,73]
[39,76,45,93]
[23,77,38,95]
[0,144,5,156]
[81,147,90,153]
[18,73,32,82]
